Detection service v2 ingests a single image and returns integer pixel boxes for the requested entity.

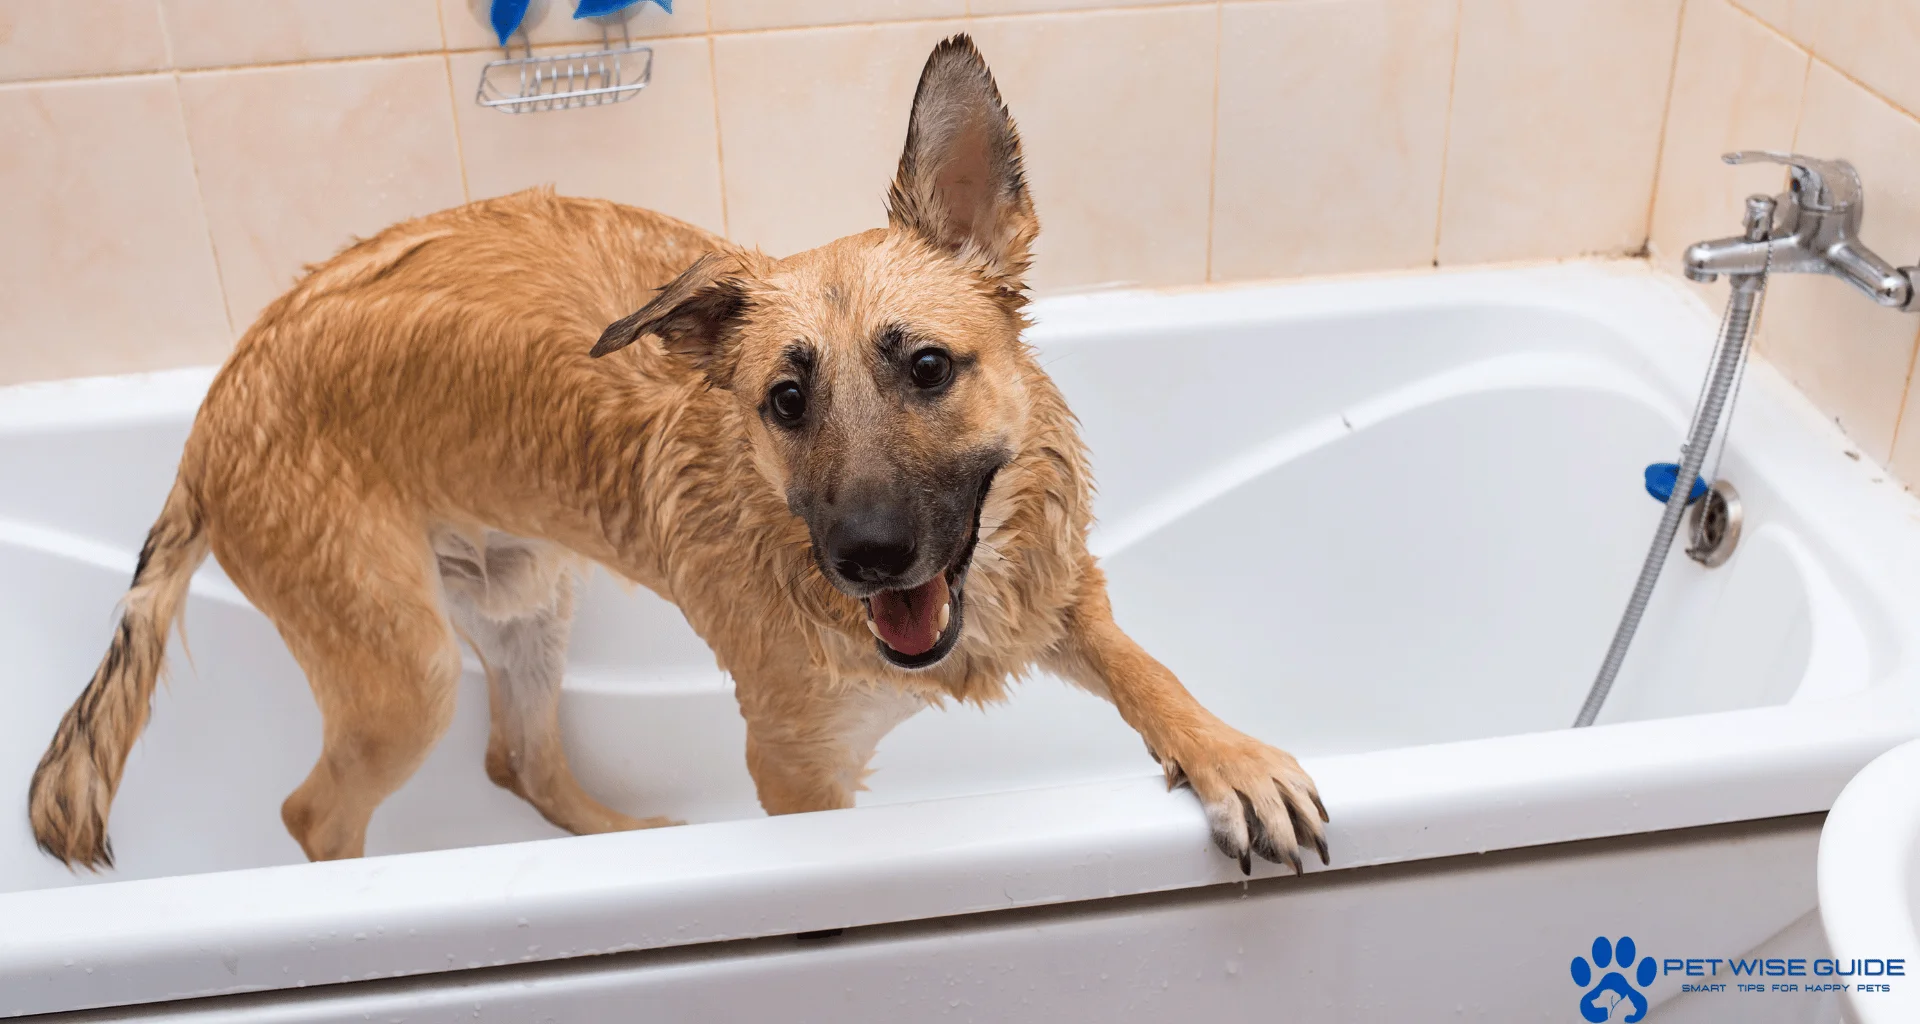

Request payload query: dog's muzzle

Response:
[824,462,999,670]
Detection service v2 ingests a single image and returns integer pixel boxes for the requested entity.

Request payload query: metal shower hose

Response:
[1573,272,1766,728]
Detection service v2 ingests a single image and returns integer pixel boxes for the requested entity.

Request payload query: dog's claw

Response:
[1238,850,1251,876]
[1311,788,1329,824]
[1281,784,1319,866]
[1210,818,1243,866]
[1238,789,1283,869]
[1314,834,1330,866]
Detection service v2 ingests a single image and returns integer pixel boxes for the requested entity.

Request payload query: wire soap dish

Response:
[476,2,655,114]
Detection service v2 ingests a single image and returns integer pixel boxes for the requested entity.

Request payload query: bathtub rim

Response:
[0,690,1913,1018]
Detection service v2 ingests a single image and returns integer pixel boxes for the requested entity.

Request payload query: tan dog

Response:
[29,35,1326,875]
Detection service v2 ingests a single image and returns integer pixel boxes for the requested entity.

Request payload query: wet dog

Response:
[29,35,1326,874]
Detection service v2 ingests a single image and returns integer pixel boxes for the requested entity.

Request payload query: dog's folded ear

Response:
[887,34,1038,290]
[591,251,750,368]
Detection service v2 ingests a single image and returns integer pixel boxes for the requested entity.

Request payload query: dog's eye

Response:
[909,349,953,389]
[768,382,807,425]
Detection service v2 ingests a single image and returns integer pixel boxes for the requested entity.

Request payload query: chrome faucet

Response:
[1683,151,1920,311]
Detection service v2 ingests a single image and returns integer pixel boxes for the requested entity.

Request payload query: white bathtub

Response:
[2,261,1916,1021]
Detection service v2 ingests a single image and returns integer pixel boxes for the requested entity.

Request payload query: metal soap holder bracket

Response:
[475,0,658,114]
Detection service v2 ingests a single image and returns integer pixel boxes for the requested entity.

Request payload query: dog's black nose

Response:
[827,511,918,584]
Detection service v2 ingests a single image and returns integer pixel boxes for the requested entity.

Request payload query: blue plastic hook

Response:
[493,0,672,46]
[575,0,672,18]
[1643,463,1708,505]
[490,0,531,45]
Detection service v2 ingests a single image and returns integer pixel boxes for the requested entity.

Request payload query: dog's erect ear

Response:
[592,251,749,366]
[887,34,1037,286]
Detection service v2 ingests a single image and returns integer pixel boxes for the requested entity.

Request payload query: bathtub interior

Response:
[0,290,1885,893]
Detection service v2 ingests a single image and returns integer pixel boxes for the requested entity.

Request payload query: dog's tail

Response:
[29,479,209,869]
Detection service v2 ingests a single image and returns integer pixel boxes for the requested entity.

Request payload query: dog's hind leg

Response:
[438,535,674,835]
[228,518,465,863]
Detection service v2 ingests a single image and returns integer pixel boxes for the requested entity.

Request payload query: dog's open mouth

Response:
[864,570,964,669]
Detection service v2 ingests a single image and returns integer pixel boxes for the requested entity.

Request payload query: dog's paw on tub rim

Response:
[1147,733,1329,876]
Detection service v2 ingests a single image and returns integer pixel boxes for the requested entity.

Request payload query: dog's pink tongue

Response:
[868,575,950,657]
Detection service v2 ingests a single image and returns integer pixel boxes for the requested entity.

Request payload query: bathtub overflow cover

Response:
[1685,479,1742,568]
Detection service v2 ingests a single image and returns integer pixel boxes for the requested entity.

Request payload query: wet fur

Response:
[28,36,1326,872]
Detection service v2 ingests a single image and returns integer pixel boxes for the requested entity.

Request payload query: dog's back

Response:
[196,188,722,513]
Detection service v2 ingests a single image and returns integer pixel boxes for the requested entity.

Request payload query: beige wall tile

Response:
[710,0,963,32]
[1647,0,1806,269]
[0,0,170,83]
[1793,0,1920,119]
[178,57,467,332]
[1212,0,1457,281]
[970,0,1185,14]
[969,8,1217,291]
[1757,63,1920,465]
[159,0,443,69]
[1437,0,1684,265]
[441,0,704,51]
[452,36,725,233]
[0,77,229,384]
[713,19,961,257]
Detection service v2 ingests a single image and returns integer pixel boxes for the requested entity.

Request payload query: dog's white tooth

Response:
[938,602,952,631]
[867,620,884,641]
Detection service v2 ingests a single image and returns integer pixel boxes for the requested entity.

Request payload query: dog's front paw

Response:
[1148,724,1328,876]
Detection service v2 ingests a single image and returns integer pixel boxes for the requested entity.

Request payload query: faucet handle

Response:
[1723,150,1863,212]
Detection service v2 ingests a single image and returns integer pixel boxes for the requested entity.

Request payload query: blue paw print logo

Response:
[1571,936,1656,1022]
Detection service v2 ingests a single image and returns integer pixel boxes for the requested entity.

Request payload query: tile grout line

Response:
[440,53,474,205]
[436,0,472,204]
[152,0,236,341]
[705,0,726,236]
[1639,0,1691,253]
[1428,0,1466,267]
[706,33,731,238]
[150,0,176,69]
[432,0,453,50]
[168,77,239,340]
[0,48,468,88]
[1202,1,1221,283]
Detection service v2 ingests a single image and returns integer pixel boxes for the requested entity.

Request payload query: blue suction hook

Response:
[1644,462,1708,505]
[575,0,671,17]
[490,0,531,46]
